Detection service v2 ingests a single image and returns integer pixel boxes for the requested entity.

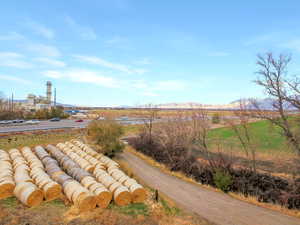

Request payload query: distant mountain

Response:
[137,98,296,110]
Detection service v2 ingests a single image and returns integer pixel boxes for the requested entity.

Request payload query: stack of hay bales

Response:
[70,140,146,203]
[8,148,43,207]
[57,142,132,206]
[0,150,15,199]
[21,147,61,201]
[34,146,96,212]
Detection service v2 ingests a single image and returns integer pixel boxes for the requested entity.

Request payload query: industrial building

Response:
[23,81,55,111]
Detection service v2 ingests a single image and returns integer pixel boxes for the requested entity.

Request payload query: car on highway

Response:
[12,119,24,123]
[49,117,60,122]
[75,119,83,122]
[25,119,40,124]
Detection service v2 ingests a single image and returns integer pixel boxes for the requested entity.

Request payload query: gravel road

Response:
[120,151,300,225]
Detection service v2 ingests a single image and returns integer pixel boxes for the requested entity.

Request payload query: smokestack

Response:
[46,81,52,104]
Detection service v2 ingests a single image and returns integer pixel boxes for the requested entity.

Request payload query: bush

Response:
[213,170,232,192]
[212,113,220,124]
[87,119,124,158]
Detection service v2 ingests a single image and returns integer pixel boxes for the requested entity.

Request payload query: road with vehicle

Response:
[0,119,91,133]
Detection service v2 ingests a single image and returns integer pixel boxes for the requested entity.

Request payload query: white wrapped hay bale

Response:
[0,150,15,199]
[14,182,43,207]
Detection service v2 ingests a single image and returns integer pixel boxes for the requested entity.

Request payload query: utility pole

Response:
[11,93,14,112]
[54,87,56,108]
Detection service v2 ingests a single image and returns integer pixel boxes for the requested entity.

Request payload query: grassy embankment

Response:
[0,129,83,150]
[0,164,211,225]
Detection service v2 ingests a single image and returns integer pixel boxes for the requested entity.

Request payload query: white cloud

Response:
[43,69,121,88]
[0,32,24,41]
[208,51,230,57]
[153,80,187,91]
[43,69,188,95]
[142,91,159,97]
[73,55,147,74]
[27,44,61,57]
[0,52,23,58]
[43,70,64,79]
[135,58,152,65]
[65,16,97,40]
[34,57,66,67]
[281,39,300,52]
[25,21,55,39]
[0,75,31,84]
[0,52,33,69]
[106,36,126,45]
[244,34,274,46]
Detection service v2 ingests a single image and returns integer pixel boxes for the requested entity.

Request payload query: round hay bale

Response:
[94,169,107,177]
[43,182,62,201]
[35,178,52,189]
[14,164,30,172]
[0,180,15,199]
[64,181,79,201]
[129,184,147,203]
[101,176,115,188]
[107,167,119,175]
[114,186,131,206]
[74,192,97,212]
[50,171,64,180]
[124,178,138,188]
[109,182,122,194]
[94,187,112,208]
[56,174,73,185]
[88,182,105,193]
[95,173,110,181]
[84,165,94,173]
[111,171,126,181]
[14,172,32,183]
[81,176,97,189]
[117,175,129,184]
[19,186,43,207]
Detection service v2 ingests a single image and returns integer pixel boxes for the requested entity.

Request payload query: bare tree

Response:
[254,52,300,155]
[141,104,159,144]
[226,100,257,172]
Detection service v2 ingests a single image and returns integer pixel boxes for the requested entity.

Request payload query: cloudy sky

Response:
[1,0,300,106]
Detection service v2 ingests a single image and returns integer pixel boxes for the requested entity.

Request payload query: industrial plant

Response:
[23,81,56,111]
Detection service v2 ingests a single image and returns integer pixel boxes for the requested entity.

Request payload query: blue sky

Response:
[1,0,300,106]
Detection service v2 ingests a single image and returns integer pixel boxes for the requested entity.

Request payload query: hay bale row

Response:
[56,143,115,207]
[45,145,91,182]
[107,167,146,203]
[81,176,112,208]
[33,146,96,212]
[21,147,61,201]
[0,150,15,199]
[56,143,95,172]
[70,140,119,169]
[70,140,146,203]
[8,148,43,207]
[57,142,132,206]
[62,142,100,166]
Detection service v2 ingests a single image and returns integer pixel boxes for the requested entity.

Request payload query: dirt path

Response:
[120,152,300,225]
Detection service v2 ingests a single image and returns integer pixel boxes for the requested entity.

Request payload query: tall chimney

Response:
[46,81,52,104]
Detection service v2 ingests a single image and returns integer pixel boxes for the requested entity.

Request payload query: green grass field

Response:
[208,120,294,155]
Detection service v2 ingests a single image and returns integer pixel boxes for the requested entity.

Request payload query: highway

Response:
[0,119,91,133]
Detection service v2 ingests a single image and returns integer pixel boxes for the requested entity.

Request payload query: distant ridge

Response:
[136,98,296,110]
